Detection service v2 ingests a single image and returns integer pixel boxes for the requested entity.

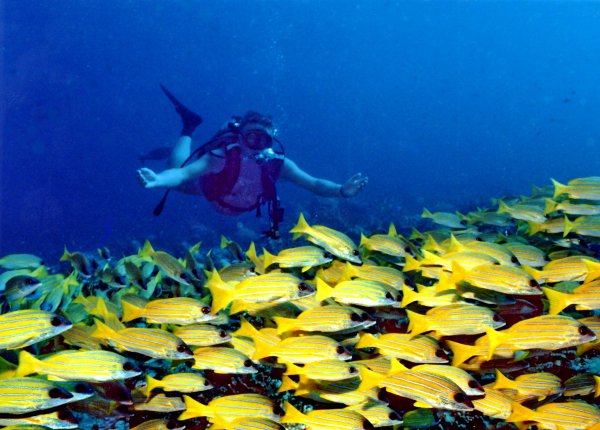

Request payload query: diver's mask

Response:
[243,128,273,150]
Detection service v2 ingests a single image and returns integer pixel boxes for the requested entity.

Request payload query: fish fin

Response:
[414,401,432,408]
[527,221,542,236]
[228,300,249,315]
[315,276,334,302]
[15,350,41,377]
[262,248,275,271]
[278,374,298,393]
[485,327,506,360]
[273,316,296,335]
[583,259,600,283]
[551,178,568,199]
[206,271,233,314]
[209,414,230,430]
[541,287,570,315]
[401,284,419,307]
[563,216,575,237]
[358,365,385,392]
[234,317,260,338]
[90,318,117,340]
[282,360,302,376]
[446,340,478,367]
[290,213,311,240]
[138,240,156,261]
[421,208,433,219]
[492,369,514,390]
[356,332,378,349]
[593,375,600,397]
[388,223,398,237]
[178,395,210,421]
[252,336,275,361]
[389,358,409,375]
[403,254,421,272]
[359,233,370,249]
[281,401,306,424]
[543,198,557,215]
[406,309,429,335]
[507,401,535,424]
[497,200,511,214]
[144,375,159,398]
[448,234,465,253]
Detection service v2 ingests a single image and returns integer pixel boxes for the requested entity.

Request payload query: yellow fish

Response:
[121,296,216,324]
[290,213,361,264]
[263,246,333,272]
[0,377,77,414]
[552,176,600,200]
[281,401,371,430]
[0,310,72,350]
[179,393,278,424]
[138,240,191,285]
[407,303,505,336]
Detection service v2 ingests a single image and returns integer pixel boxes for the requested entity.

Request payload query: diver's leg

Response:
[169,136,192,168]
[160,84,203,137]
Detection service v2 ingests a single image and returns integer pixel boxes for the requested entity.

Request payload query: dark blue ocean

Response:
[3,0,600,262]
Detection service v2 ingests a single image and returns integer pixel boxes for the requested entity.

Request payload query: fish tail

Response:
[282,360,302,376]
[527,221,542,235]
[356,332,378,349]
[228,300,248,315]
[15,350,41,377]
[541,287,570,315]
[421,208,433,219]
[273,316,296,335]
[584,259,600,283]
[278,375,298,393]
[252,336,275,361]
[389,357,409,375]
[315,277,334,302]
[485,327,507,360]
[401,284,419,307]
[281,401,307,425]
[563,216,576,237]
[497,200,510,214]
[551,178,568,199]
[543,198,557,215]
[359,233,370,248]
[448,234,465,253]
[262,248,275,270]
[446,340,479,367]
[507,402,535,424]
[450,261,467,284]
[120,300,144,322]
[492,369,514,390]
[144,375,159,397]
[406,309,429,335]
[178,395,209,421]
[340,261,359,281]
[234,317,260,338]
[358,365,385,392]
[290,213,311,240]
[138,240,156,261]
[403,254,421,272]
[207,278,233,314]
[90,318,117,340]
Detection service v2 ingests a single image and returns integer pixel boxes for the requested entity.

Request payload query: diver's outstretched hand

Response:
[137,167,159,189]
[341,173,368,197]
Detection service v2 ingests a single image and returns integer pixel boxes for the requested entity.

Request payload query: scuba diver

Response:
[137,85,368,239]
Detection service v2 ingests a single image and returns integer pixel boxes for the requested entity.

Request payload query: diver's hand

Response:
[137,167,160,188]
[340,173,368,197]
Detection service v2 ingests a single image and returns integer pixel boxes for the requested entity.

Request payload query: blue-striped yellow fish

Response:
[315,277,399,307]
[422,208,466,228]
[179,393,278,423]
[508,400,600,429]
[552,176,600,200]
[356,332,448,363]
[407,303,505,336]
[0,410,78,429]
[274,305,372,334]
[15,349,141,382]
[138,240,191,285]
[283,359,359,381]
[173,323,232,346]
[91,319,193,360]
[192,346,256,374]
[281,401,372,430]
[0,377,77,414]
[0,310,72,349]
[263,246,333,272]
[290,213,361,264]
[121,296,215,324]
[143,372,212,397]
[253,334,351,364]
[492,369,563,401]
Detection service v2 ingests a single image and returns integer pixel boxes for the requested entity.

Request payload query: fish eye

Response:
[176,344,189,353]
[273,404,285,416]
[349,366,358,374]
[511,256,519,264]
[123,362,134,371]
[49,387,71,399]
[74,383,94,394]
[336,346,346,354]
[492,314,502,322]
[201,306,211,314]
[362,420,375,430]
[404,246,412,253]
[389,411,401,420]
[468,380,481,389]
[50,316,64,327]
[57,410,76,423]
[435,349,446,358]
[579,325,593,336]
[454,392,467,403]
[166,420,179,430]
[352,250,360,256]
[180,273,189,281]
[475,236,482,241]
[243,359,253,367]
[298,282,310,291]
[350,313,363,322]
[530,279,539,287]
[219,330,228,338]
[323,252,334,259]
[385,292,394,300]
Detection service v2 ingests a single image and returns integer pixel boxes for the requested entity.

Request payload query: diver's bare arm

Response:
[137,156,210,189]
[281,158,367,198]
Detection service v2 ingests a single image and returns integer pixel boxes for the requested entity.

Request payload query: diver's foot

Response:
[160,84,203,136]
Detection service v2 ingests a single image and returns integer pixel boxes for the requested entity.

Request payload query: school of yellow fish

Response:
[1,176,600,430]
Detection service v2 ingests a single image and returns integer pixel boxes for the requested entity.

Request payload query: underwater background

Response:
[2,0,600,259]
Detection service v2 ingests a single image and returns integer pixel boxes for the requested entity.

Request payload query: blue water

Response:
[2,1,600,261]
